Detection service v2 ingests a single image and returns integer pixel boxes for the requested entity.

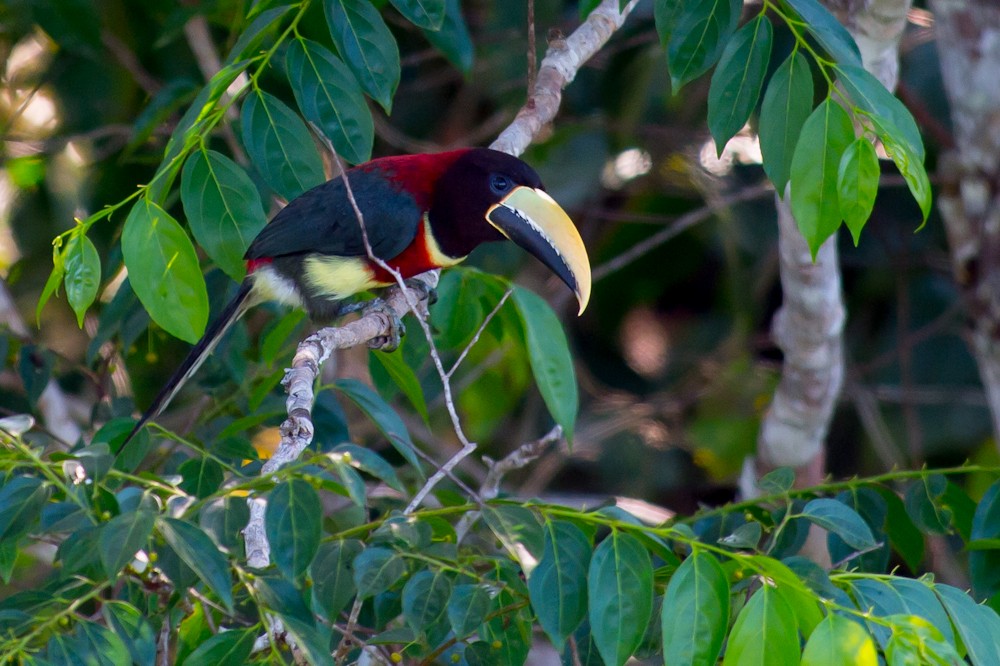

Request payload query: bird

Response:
[117,147,591,453]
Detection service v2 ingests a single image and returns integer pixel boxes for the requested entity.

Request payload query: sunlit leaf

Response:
[661,550,729,666]
[723,585,800,664]
[63,231,100,327]
[588,530,652,666]
[801,614,877,666]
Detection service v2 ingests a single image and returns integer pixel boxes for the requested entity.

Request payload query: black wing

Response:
[245,168,422,262]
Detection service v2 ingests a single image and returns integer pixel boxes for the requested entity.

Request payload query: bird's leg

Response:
[404,277,438,306]
[361,298,405,352]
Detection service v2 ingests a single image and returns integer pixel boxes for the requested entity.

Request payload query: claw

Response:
[363,298,405,351]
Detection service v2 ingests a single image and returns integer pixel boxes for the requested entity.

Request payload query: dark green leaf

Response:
[181,149,267,281]
[99,509,155,577]
[880,127,933,228]
[801,614,877,666]
[103,602,157,666]
[179,457,224,499]
[877,487,925,572]
[661,550,728,666]
[122,198,209,344]
[422,0,473,73]
[666,0,741,91]
[182,628,257,666]
[722,586,800,664]
[588,531,652,666]
[512,286,579,440]
[32,0,101,55]
[935,583,1000,666]
[970,479,1000,599]
[838,138,880,245]
[37,254,65,324]
[801,498,876,551]
[904,475,951,535]
[707,15,772,154]
[850,579,905,648]
[63,231,101,327]
[257,575,313,624]
[827,488,890,573]
[45,620,130,666]
[332,443,404,492]
[199,497,250,552]
[782,0,862,66]
[19,345,54,407]
[448,583,493,638]
[223,5,293,65]
[334,378,422,472]
[719,522,762,549]
[759,51,814,195]
[158,517,234,612]
[323,0,401,111]
[0,476,47,542]
[480,562,533,666]
[529,520,591,648]
[353,546,406,598]
[369,349,430,423]
[837,64,923,162]
[280,616,335,666]
[402,569,452,634]
[0,540,16,584]
[240,89,325,201]
[285,38,373,165]
[789,98,856,257]
[390,0,445,30]
[265,479,322,579]
[889,578,955,647]
[752,555,824,638]
[312,539,363,621]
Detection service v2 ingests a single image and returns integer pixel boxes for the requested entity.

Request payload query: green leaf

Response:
[0,476,48,542]
[837,138,880,245]
[904,474,951,535]
[179,457,224,499]
[751,555,824,638]
[37,247,65,324]
[758,467,795,494]
[285,38,373,165]
[45,620,131,666]
[884,614,963,665]
[122,198,209,344]
[265,479,322,579]
[826,488,890,573]
[311,539,363,621]
[661,550,729,666]
[889,579,955,647]
[223,5,293,65]
[782,0,862,67]
[512,286,579,439]
[837,64,924,162]
[353,546,406,598]
[666,0,741,91]
[880,128,933,228]
[422,0,473,73]
[103,602,157,666]
[448,583,493,638]
[18,345,53,408]
[199,497,250,552]
[759,51,814,196]
[528,520,591,648]
[332,443,404,492]
[789,98,856,257]
[718,521,762,549]
[707,15,772,155]
[801,614,877,666]
[181,149,267,281]
[402,569,452,634]
[483,504,545,573]
[334,378,422,472]
[390,0,445,30]
[98,509,155,577]
[480,562,533,666]
[970,479,1000,599]
[63,231,100,327]
[588,530,653,666]
[369,348,430,423]
[158,518,234,612]
[723,585,800,665]
[182,628,256,666]
[240,89,325,201]
[280,616,336,666]
[877,486,925,572]
[801,498,876,550]
[935,583,1000,666]
[323,0,401,112]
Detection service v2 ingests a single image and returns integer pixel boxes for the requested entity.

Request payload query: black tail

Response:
[116,280,254,454]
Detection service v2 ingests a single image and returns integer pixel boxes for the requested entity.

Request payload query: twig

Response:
[446,288,513,378]
[527,0,538,93]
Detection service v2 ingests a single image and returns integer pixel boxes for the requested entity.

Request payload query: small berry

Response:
[390,652,402,663]
[492,640,502,649]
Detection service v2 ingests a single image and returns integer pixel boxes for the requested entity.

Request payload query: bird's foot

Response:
[363,298,405,351]
[404,278,438,307]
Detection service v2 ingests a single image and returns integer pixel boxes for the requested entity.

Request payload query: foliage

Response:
[0,0,992,663]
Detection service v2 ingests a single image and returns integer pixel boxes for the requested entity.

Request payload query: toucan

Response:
[118,147,591,452]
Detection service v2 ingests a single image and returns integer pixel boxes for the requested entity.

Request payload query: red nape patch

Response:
[246,257,273,274]
[357,149,470,209]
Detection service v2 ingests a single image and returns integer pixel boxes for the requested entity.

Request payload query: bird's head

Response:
[428,148,591,314]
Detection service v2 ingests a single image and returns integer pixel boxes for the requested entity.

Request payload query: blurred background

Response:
[0,0,987,519]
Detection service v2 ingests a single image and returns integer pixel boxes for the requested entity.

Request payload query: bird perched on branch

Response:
[118,147,591,453]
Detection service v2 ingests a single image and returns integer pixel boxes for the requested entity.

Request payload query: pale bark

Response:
[931,0,1000,446]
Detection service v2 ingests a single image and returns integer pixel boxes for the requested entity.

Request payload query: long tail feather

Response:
[116,280,254,454]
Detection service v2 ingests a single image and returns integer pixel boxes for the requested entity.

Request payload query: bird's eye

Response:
[490,174,513,195]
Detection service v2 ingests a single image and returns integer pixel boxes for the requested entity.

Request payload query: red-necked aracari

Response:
[120,147,590,451]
